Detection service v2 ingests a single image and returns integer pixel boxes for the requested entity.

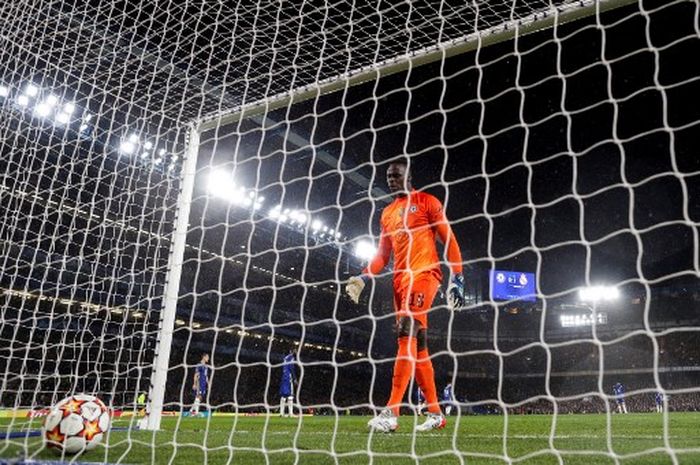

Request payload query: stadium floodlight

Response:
[34,103,51,117]
[159,148,166,155]
[144,141,153,150]
[79,124,89,131]
[354,239,377,261]
[579,285,620,302]
[154,157,162,165]
[55,112,70,124]
[560,313,608,328]
[140,151,150,159]
[311,219,322,231]
[288,210,306,224]
[24,84,38,97]
[128,134,139,143]
[207,170,236,200]
[17,95,29,106]
[268,206,281,219]
[83,113,93,122]
[45,94,58,106]
[119,140,136,154]
[0,86,8,97]
[63,102,75,114]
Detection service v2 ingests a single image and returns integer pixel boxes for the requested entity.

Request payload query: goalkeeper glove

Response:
[447,273,465,311]
[346,275,369,304]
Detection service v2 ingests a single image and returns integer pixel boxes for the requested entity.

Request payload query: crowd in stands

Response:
[485,391,700,415]
[2,329,699,418]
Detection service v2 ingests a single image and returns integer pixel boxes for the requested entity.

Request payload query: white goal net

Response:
[1,0,699,464]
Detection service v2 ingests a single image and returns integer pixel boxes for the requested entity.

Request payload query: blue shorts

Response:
[194,384,207,398]
[280,378,293,398]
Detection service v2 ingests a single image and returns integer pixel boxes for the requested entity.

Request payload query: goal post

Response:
[195,0,638,134]
[140,126,201,431]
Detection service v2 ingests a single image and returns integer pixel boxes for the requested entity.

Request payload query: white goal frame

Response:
[140,0,638,431]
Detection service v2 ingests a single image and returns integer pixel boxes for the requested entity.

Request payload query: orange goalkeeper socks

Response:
[387,336,417,416]
[415,348,441,414]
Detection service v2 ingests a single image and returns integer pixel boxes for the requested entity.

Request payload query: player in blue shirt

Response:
[442,383,455,416]
[655,391,664,413]
[613,382,628,414]
[190,353,210,417]
[280,350,297,417]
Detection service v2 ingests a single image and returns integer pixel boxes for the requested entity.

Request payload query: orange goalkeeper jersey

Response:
[364,190,462,286]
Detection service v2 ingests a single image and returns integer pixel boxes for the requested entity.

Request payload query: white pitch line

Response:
[221,431,694,440]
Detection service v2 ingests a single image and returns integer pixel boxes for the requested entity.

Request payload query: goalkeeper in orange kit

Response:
[346,159,464,432]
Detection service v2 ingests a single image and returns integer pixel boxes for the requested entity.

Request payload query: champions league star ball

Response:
[42,394,111,454]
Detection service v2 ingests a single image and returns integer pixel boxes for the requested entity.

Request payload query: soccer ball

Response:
[42,394,111,454]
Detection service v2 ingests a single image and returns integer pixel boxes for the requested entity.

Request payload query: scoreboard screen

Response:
[490,270,537,302]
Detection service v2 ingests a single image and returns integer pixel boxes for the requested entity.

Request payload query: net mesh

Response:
[1,0,700,463]
[1,0,595,125]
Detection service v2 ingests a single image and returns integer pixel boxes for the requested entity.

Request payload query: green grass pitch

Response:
[2,413,699,464]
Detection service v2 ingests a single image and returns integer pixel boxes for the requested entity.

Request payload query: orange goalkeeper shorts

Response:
[393,273,441,328]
